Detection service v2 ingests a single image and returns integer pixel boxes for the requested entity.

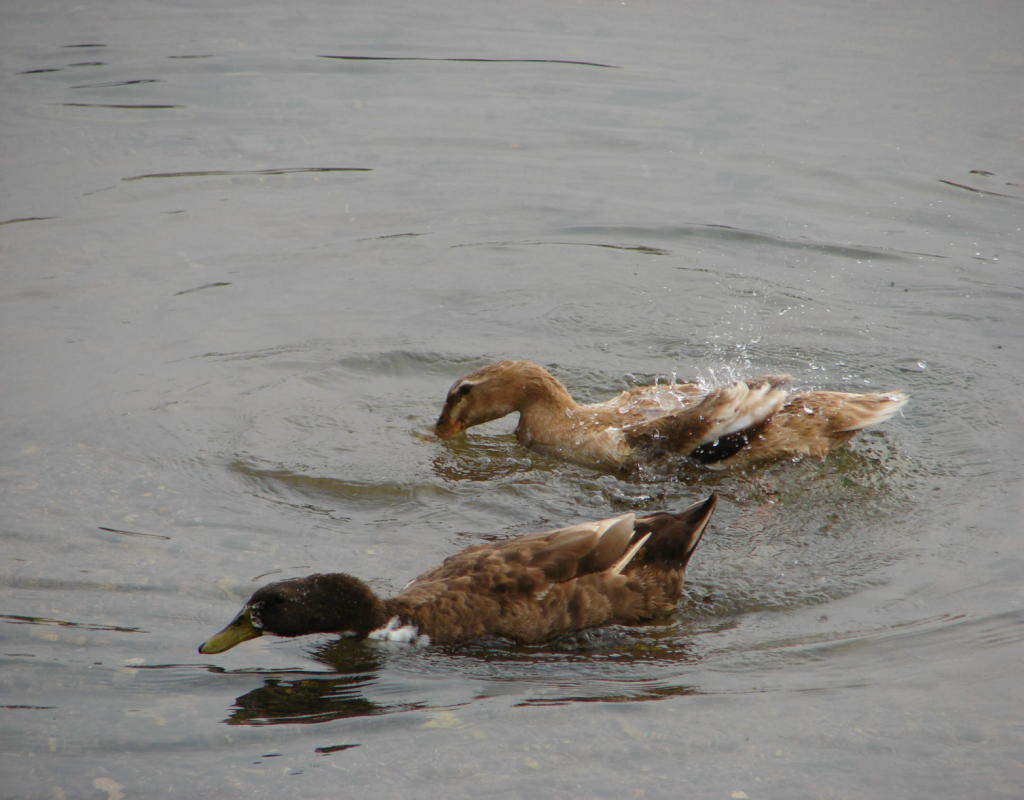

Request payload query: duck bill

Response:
[198,607,262,654]
[434,417,465,439]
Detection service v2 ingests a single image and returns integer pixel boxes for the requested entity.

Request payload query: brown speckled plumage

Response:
[435,361,907,472]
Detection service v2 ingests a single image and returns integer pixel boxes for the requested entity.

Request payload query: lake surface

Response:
[2,1,1022,797]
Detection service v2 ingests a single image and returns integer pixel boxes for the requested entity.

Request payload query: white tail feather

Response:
[610,532,652,575]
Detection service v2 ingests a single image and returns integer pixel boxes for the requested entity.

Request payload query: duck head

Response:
[198,573,385,654]
[435,361,567,438]
[436,362,521,437]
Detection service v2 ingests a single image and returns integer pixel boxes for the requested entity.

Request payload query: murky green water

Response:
[3,1,1022,798]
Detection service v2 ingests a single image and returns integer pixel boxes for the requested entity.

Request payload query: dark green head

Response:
[198,573,386,654]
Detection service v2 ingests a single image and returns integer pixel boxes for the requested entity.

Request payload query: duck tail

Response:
[832,391,909,432]
[632,494,718,569]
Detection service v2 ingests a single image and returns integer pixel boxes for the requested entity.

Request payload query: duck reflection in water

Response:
[216,639,393,726]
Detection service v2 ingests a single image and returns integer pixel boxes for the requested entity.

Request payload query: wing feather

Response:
[404,514,639,595]
[623,376,789,455]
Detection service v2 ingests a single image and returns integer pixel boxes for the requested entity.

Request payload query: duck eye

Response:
[457,383,473,397]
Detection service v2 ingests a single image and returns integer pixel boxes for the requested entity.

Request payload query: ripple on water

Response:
[692,608,1024,694]
[229,456,457,518]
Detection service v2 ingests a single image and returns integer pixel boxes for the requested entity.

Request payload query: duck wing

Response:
[621,375,790,457]
[405,513,640,595]
[394,497,717,645]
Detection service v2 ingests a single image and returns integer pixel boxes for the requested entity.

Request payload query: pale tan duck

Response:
[435,360,908,472]
[199,495,717,651]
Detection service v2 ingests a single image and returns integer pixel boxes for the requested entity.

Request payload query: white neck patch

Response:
[367,616,430,646]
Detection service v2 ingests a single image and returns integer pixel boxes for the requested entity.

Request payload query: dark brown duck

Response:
[199,494,717,653]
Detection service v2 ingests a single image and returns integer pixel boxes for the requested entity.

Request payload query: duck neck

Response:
[512,368,580,447]
[359,595,392,636]
[317,575,391,638]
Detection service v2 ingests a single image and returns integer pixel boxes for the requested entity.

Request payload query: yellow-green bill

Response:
[198,608,262,654]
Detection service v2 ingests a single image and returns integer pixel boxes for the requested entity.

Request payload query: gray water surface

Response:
[2,1,1022,798]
